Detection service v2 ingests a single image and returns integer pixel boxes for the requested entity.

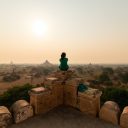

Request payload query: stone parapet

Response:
[11,100,33,123]
[30,76,102,118]
[120,106,128,128]
[78,88,102,117]
[99,101,120,125]
[0,106,12,128]
[29,87,53,115]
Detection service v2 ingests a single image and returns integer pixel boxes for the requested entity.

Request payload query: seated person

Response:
[59,52,69,71]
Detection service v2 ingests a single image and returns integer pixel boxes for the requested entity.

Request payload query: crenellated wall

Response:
[29,70,102,117]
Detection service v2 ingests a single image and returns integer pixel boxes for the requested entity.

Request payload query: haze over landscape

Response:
[1,1,128,128]
[0,0,128,64]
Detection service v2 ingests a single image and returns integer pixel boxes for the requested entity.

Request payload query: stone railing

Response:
[0,100,33,128]
[29,77,101,117]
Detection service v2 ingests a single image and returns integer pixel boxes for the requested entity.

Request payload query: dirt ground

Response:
[10,106,119,128]
[0,76,44,94]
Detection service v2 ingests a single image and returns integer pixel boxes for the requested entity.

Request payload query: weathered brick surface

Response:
[63,83,78,107]
[0,106,12,128]
[11,100,33,123]
[120,106,128,128]
[78,88,101,117]
[30,88,53,115]
[99,101,120,125]
[30,75,102,119]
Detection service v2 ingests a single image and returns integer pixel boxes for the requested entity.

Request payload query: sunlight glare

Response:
[32,20,47,37]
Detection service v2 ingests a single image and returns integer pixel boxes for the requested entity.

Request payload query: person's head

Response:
[61,52,66,59]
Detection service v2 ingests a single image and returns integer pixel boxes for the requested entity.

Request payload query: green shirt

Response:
[59,58,69,71]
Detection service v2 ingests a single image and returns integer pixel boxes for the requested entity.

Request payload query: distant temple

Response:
[42,60,53,67]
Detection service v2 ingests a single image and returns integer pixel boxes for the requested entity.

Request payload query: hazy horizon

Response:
[0,0,128,64]
[0,61,128,65]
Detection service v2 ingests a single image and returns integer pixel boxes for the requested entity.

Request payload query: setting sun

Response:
[32,20,47,37]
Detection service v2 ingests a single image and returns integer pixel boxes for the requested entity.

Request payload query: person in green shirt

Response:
[59,52,69,71]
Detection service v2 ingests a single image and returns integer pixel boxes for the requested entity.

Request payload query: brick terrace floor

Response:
[10,106,119,128]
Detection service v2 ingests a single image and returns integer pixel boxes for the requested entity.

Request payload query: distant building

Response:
[42,60,53,67]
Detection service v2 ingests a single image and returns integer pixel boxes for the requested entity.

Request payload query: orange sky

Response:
[0,0,128,64]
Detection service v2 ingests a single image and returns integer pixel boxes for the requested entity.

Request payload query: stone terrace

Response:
[10,106,119,128]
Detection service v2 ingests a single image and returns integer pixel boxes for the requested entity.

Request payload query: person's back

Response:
[59,52,69,71]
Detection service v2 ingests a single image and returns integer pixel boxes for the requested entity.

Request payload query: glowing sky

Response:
[0,0,128,64]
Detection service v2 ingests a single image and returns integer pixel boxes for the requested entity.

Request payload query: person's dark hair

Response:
[61,52,66,59]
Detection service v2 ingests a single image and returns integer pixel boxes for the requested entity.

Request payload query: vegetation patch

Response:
[119,72,128,84]
[101,87,128,111]
[0,83,35,108]
[3,73,20,82]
